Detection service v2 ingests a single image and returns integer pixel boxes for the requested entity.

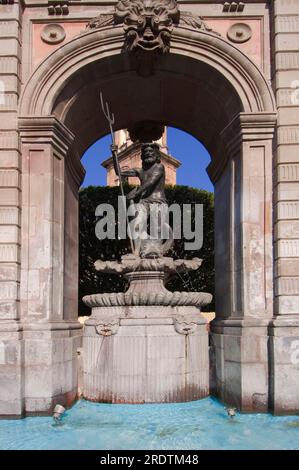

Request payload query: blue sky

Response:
[81,127,214,192]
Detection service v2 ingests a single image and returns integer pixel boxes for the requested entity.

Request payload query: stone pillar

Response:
[18,117,82,415]
[0,1,23,417]
[64,150,85,321]
[210,112,276,412]
[270,0,299,414]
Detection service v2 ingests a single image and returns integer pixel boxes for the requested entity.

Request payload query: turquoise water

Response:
[0,397,298,450]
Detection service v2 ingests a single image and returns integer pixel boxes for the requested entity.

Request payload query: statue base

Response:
[82,305,209,403]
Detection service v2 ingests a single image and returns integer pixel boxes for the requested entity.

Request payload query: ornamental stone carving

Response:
[95,317,120,336]
[173,314,204,335]
[86,0,219,75]
[114,0,180,56]
[83,291,212,308]
[227,23,252,43]
[41,24,66,45]
[48,1,69,16]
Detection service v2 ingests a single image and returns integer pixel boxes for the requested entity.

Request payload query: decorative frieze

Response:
[0,207,19,225]
[48,1,69,15]
[278,164,299,181]
[276,52,299,70]
[277,277,299,295]
[0,131,19,149]
[0,244,19,263]
[0,93,18,110]
[277,89,299,107]
[0,150,19,168]
[278,239,299,257]
[0,281,18,301]
[0,187,19,205]
[0,21,19,37]
[275,33,299,52]
[223,2,245,13]
[275,0,299,16]
[0,225,19,244]
[0,38,19,56]
[277,295,299,315]
[0,57,19,74]
[276,16,299,33]
[277,201,299,219]
[278,127,299,145]
[0,169,19,187]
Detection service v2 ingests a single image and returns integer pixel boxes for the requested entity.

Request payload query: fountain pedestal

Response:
[82,257,212,403]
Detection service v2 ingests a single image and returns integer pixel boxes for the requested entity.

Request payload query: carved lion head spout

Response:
[115,0,180,75]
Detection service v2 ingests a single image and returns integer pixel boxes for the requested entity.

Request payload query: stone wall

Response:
[0,0,298,416]
[269,0,299,414]
[0,0,23,417]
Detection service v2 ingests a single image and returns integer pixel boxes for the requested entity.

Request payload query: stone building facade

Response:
[102,128,181,186]
[0,0,298,416]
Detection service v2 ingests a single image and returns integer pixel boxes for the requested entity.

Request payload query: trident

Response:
[100,92,135,254]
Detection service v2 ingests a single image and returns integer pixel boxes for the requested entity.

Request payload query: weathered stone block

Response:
[278,108,299,126]
[276,182,299,201]
[0,280,18,300]
[242,336,268,363]
[0,168,19,186]
[0,187,19,205]
[276,258,299,276]
[277,295,299,314]
[242,362,268,412]
[276,277,299,296]
[277,201,299,219]
[276,52,299,71]
[276,16,299,33]
[276,71,299,89]
[83,307,209,403]
[0,225,19,243]
[0,243,19,262]
[275,220,299,240]
[0,149,19,168]
[277,144,299,163]
[0,56,19,75]
[0,4,20,21]
[275,33,299,51]
[223,334,241,362]
[0,20,20,38]
[0,264,19,282]
[0,38,19,56]
[276,239,299,257]
[0,130,19,149]
[275,0,299,15]
[0,207,19,226]
[270,360,299,415]
[0,300,18,319]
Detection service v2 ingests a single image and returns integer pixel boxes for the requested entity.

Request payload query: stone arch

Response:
[18,24,277,413]
[20,26,275,117]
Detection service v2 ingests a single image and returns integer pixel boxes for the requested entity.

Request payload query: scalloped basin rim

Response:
[83,291,213,308]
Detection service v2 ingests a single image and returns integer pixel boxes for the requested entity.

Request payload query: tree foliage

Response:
[79,185,214,315]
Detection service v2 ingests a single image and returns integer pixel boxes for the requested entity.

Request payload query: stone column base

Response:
[210,318,270,412]
[83,306,209,403]
[269,317,299,415]
[0,322,24,418]
[0,321,82,418]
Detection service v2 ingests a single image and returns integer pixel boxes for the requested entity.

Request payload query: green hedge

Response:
[79,185,214,315]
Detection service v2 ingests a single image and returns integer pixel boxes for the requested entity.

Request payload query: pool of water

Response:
[0,397,298,450]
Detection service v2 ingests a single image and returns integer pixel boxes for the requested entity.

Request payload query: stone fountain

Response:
[82,124,212,403]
